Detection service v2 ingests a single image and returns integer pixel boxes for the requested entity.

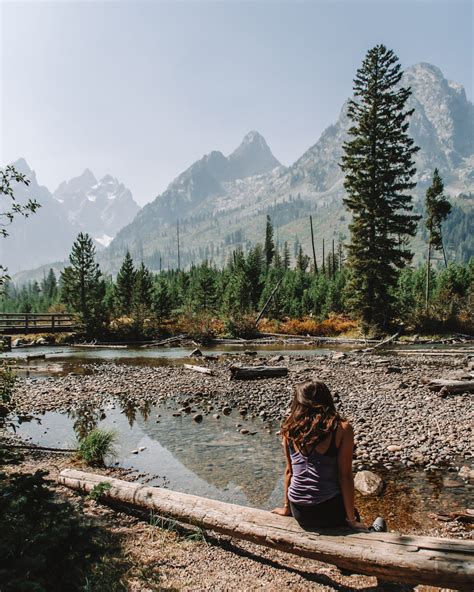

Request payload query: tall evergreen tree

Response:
[60,233,106,335]
[340,44,420,329]
[296,245,310,272]
[41,268,57,302]
[264,215,275,269]
[283,242,291,270]
[245,244,264,308]
[132,262,154,311]
[114,251,136,316]
[425,170,451,256]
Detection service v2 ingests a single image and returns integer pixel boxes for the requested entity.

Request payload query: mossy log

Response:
[59,469,474,589]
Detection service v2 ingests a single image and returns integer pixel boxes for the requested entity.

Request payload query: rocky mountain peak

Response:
[227,130,281,179]
[11,157,33,176]
[54,168,97,200]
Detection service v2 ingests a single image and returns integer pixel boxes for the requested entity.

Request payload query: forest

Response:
[2,220,472,340]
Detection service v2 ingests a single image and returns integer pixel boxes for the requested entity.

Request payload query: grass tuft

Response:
[77,428,117,467]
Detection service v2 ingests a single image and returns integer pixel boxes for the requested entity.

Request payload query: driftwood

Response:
[230,365,288,380]
[5,444,76,453]
[432,509,474,524]
[73,343,127,349]
[141,335,189,348]
[388,349,474,356]
[58,469,474,588]
[26,353,46,361]
[365,332,400,352]
[425,379,474,394]
[183,364,214,376]
[255,278,283,324]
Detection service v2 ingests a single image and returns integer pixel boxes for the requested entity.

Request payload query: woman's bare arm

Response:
[337,422,365,529]
[272,437,292,516]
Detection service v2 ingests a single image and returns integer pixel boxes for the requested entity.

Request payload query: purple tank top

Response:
[288,429,341,506]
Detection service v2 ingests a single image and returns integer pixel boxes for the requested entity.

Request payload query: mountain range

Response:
[5,61,473,281]
[105,62,473,272]
[0,160,140,274]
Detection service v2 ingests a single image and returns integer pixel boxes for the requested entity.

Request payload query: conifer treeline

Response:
[1,226,472,337]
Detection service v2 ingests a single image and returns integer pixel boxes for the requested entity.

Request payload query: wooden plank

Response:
[58,469,474,589]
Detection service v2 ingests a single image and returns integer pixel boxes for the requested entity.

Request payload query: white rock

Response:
[387,444,402,452]
[458,466,474,481]
[354,470,384,495]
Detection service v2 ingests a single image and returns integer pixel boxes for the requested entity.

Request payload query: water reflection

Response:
[11,398,473,530]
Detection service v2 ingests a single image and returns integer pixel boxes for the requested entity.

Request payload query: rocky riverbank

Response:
[12,350,473,473]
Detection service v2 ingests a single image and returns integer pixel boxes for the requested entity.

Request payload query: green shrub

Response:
[0,469,120,592]
[77,428,117,466]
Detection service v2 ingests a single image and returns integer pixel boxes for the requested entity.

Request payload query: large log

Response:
[229,365,288,380]
[426,379,474,394]
[59,469,474,589]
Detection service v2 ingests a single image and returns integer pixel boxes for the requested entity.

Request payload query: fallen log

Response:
[366,332,400,351]
[26,353,46,361]
[388,349,474,356]
[425,379,474,394]
[230,365,288,380]
[58,469,474,589]
[432,509,474,524]
[183,364,214,376]
[72,343,128,349]
[5,444,76,453]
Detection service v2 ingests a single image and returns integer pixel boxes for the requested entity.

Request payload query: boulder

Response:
[193,413,203,423]
[354,470,384,495]
[459,465,474,481]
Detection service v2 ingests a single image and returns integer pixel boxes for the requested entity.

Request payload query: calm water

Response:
[6,343,473,531]
[4,343,350,378]
[13,399,473,532]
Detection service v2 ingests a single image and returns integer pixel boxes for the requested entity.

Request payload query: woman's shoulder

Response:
[338,420,353,433]
[336,420,353,446]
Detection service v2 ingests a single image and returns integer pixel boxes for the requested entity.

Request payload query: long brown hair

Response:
[281,380,343,454]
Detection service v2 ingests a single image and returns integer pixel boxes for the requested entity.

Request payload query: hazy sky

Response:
[1,0,472,206]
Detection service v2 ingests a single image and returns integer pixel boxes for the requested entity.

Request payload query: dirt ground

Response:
[3,447,469,592]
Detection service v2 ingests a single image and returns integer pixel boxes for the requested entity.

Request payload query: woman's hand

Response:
[272,505,292,516]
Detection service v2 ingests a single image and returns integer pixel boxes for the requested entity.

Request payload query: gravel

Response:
[12,351,474,472]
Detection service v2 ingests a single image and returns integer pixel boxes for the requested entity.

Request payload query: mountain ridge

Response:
[105,62,473,272]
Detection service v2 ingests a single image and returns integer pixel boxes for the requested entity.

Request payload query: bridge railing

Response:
[0,313,77,333]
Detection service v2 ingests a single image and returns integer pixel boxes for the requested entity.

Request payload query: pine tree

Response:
[283,242,291,270]
[114,251,136,316]
[296,245,310,272]
[245,245,264,308]
[340,44,420,329]
[425,169,452,308]
[189,262,217,311]
[264,215,275,269]
[60,233,106,336]
[132,262,154,311]
[41,268,57,302]
[153,279,171,319]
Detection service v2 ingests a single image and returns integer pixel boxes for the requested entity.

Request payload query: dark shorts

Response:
[290,494,348,528]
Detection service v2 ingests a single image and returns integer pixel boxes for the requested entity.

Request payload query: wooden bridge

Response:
[0,313,77,334]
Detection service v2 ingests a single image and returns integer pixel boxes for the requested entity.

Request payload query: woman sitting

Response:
[272,380,385,532]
